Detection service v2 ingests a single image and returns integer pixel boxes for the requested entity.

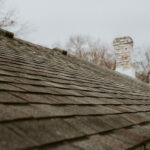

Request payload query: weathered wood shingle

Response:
[0,29,150,150]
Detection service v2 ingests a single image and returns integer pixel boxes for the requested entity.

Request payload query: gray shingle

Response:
[0,29,150,150]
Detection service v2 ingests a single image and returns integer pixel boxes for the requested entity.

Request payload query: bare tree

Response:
[0,0,32,37]
[0,0,15,27]
[133,51,150,83]
[65,35,116,70]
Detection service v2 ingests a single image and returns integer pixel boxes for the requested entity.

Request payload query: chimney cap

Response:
[113,36,133,46]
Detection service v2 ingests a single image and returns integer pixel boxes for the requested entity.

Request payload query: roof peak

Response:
[0,28,14,39]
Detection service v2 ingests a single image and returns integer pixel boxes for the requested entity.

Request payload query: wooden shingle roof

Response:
[0,29,150,150]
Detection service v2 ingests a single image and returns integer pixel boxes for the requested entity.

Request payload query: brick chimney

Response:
[113,36,134,77]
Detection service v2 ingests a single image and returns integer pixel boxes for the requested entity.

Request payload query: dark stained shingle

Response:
[0,28,150,150]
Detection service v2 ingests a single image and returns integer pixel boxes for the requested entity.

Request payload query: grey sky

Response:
[8,0,150,48]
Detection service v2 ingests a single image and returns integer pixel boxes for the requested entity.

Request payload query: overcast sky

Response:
[7,0,150,49]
